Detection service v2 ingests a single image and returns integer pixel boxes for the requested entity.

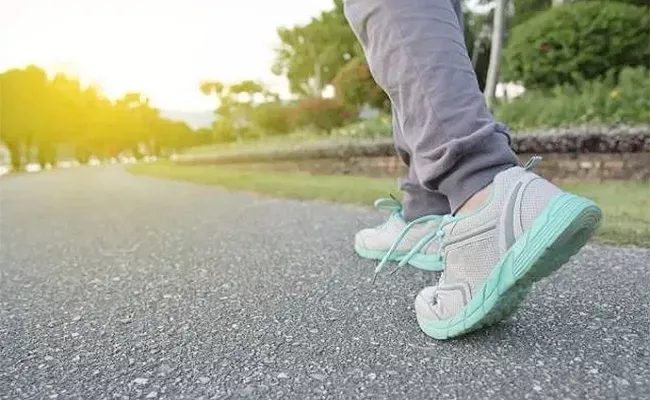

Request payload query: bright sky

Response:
[1,0,335,112]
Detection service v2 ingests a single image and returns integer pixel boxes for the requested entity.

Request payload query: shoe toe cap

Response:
[415,286,440,321]
[354,231,368,248]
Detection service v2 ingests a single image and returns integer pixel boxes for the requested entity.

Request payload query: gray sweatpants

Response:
[344,0,519,219]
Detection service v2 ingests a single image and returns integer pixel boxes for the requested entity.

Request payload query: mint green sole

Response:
[417,193,602,340]
[354,244,444,272]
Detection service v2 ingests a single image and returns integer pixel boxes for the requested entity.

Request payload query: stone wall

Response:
[231,152,650,182]
[515,153,649,181]
[176,125,650,182]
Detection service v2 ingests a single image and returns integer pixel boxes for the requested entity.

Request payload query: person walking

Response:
[345,0,602,339]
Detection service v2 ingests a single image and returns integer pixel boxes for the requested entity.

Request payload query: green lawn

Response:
[184,133,332,156]
[128,163,650,247]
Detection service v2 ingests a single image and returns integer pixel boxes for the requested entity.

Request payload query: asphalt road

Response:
[1,166,648,400]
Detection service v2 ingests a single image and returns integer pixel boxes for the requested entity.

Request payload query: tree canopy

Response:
[1,66,195,170]
[272,0,361,97]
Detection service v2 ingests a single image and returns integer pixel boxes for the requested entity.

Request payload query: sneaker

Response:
[355,196,445,272]
[412,156,602,339]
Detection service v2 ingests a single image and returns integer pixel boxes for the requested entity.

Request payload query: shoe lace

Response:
[371,213,454,284]
[372,194,403,231]
[374,194,402,213]
[523,155,542,171]
[370,156,544,285]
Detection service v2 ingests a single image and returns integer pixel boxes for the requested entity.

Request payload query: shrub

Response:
[330,114,392,138]
[502,2,650,89]
[581,0,648,7]
[212,120,236,143]
[332,57,390,113]
[250,102,293,136]
[291,97,353,133]
[494,67,650,130]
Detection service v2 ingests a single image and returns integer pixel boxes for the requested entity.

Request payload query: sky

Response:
[1,0,335,112]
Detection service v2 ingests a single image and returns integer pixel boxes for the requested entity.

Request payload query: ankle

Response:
[456,184,492,215]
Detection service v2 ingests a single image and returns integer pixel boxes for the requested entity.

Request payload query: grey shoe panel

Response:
[497,171,541,257]
[443,228,499,295]
[444,221,496,248]
[446,166,529,240]
[500,181,523,253]
[446,166,561,258]
[518,177,563,233]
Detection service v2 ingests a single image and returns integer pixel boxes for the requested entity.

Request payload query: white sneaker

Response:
[412,156,602,339]
[355,196,445,272]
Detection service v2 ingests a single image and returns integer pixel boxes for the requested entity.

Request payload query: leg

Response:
[344,0,519,212]
[392,106,451,220]
[345,0,602,339]
[353,105,448,272]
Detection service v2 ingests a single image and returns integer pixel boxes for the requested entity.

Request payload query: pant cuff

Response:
[401,186,451,221]
[439,132,518,213]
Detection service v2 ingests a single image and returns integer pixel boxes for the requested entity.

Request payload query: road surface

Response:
[1,166,648,399]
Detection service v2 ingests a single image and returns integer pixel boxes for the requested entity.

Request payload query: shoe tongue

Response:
[495,165,527,186]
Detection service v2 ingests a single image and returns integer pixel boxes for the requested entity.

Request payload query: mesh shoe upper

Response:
[355,211,442,255]
[416,163,564,321]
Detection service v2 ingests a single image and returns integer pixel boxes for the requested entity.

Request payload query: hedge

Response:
[502,2,650,89]
[494,67,650,129]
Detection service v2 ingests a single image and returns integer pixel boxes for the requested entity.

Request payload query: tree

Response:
[1,65,197,169]
[272,0,360,97]
[48,73,84,157]
[502,1,650,88]
[484,0,510,108]
[274,0,501,112]
[332,56,390,113]
[292,97,352,134]
[0,66,49,169]
[200,81,225,100]
[230,80,269,103]
[470,0,558,100]
[510,0,551,27]
[154,118,194,155]
[199,79,290,141]
[250,101,293,136]
[464,9,494,91]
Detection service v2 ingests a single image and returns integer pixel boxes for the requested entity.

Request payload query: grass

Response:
[184,132,336,156]
[128,162,398,204]
[556,181,649,248]
[128,162,650,248]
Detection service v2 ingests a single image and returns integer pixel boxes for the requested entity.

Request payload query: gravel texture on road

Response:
[1,167,648,399]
